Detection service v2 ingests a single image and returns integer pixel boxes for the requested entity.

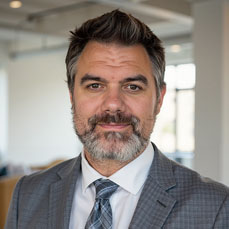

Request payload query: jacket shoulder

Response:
[20,156,81,190]
[152,147,229,227]
[168,156,229,200]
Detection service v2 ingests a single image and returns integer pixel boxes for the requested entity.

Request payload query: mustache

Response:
[88,113,140,131]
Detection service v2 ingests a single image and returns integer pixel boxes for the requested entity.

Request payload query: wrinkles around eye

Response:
[125,84,143,91]
[87,83,103,90]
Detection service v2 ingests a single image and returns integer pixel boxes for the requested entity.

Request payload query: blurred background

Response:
[0,0,228,185]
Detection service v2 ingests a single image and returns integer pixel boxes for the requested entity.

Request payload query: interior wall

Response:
[0,69,8,163]
[8,50,82,166]
[193,0,229,185]
[0,42,9,164]
[221,0,229,185]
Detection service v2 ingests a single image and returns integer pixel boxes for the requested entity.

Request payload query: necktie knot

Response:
[94,179,118,200]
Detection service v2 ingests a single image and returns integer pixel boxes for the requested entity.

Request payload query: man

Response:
[6,10,229,229]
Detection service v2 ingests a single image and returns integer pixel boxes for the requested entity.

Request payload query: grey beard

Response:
[72,112,149,162]
[81,129,148,162]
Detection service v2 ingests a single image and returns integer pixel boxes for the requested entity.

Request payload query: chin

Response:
[84,132,148,162]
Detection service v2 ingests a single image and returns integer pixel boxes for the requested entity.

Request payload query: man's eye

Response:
[126,84,142,91]
[87,83,101,89]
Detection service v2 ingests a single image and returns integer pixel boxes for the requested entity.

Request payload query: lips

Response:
[88,113,139,133]
[98,123,130,130]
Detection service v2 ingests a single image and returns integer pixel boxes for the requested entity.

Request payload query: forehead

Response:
[76,41,153,78]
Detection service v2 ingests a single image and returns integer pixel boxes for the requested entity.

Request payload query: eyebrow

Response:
[80,74,108,85]
[121,75,148,85]
[80,74,148,85]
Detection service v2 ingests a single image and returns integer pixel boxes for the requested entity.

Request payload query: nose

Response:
[101,87,125,114]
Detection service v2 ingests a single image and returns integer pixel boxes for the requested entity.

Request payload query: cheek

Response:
[130,97,155,120]
[73,100,93,134]
[73,93,101,117]
[130,97,157,135]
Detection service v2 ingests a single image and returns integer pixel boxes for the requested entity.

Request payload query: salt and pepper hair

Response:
[65,9,165,99]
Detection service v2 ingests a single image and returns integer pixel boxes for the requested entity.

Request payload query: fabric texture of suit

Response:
[5,143,229,229]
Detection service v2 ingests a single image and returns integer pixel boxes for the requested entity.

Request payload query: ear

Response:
[155,84,166,115]
[69,90,73,105]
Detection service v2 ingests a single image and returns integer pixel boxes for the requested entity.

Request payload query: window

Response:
[151,63,195,168]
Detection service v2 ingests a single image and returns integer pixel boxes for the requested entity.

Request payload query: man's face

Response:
[70,41,165,162]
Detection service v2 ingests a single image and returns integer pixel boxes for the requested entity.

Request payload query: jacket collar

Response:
[48,143,177,229]
[129,143,177,228]
[48,155,82,229]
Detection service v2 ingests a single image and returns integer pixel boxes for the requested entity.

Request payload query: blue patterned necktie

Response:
[85,179,119,229]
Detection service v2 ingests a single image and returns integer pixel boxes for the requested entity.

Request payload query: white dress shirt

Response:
[69,142,154,229]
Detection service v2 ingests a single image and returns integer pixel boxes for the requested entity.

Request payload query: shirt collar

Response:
[81,142,154,195]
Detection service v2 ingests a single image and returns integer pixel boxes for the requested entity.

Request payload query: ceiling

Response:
[0,0,207,59]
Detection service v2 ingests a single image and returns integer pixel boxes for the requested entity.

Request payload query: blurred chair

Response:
[0,159,64,229]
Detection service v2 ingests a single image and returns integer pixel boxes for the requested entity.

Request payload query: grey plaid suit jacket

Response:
[5,143,229,229]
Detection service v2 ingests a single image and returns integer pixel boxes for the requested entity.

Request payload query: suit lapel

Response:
[48,155,81,229]
[129,144,177,229]
[46,145,177,228]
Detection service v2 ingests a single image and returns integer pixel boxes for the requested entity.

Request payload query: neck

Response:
[84,149,144,177]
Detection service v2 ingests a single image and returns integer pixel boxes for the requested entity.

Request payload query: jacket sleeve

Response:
[4,176,24,229]
[213,193,229,228]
